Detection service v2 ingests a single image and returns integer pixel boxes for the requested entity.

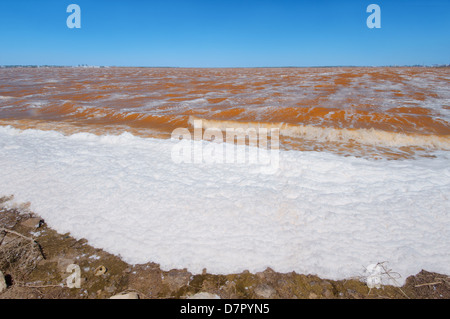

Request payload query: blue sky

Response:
[0,0,449,67]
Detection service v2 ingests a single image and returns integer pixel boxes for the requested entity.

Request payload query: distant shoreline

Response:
[1,65,450,69]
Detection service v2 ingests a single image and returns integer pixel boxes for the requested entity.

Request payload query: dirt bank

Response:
[1,203,448,299]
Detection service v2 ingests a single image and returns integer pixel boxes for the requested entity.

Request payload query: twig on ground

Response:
[16,283,65,289]
[414,281,442,288]
[377,262,410,299]
[0,227,46,260]
[119,288,150,299]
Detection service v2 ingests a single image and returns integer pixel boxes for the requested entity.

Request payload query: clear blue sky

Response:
[0,0,449,67]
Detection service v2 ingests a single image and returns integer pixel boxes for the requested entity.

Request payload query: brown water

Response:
[1,67,449,159]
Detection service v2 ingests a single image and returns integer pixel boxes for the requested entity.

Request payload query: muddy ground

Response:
[1,203,449,299]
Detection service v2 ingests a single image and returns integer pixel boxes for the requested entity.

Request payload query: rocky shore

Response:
[1,203,449,299]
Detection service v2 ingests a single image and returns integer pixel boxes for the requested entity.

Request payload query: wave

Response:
[188,116,450,150]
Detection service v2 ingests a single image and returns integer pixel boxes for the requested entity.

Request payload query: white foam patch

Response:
[0,125,449,285]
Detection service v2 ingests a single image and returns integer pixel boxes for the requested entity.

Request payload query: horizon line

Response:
[1,64,450,69]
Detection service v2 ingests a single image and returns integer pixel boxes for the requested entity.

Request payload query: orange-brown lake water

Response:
[1,67,449,159]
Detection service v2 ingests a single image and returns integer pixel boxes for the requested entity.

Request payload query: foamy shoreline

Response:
[1,125,449,286]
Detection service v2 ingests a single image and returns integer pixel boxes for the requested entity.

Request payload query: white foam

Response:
[189,116,450,150]
[0,125,449,285]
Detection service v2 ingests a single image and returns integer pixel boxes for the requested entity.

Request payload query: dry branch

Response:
[0,227,46,260]
[414,281,442,288]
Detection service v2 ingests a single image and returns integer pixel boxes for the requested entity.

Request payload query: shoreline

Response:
[1,204,449,299]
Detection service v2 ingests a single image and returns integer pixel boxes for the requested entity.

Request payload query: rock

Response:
[308,292,318,299]
[324,289,334,298]
[94,265,107,276]
[128,263,163,297]
[187,292,221,299]
[123,267,132,273]
[0,271,7,293]
[105,285,116,293]
[256,267,278,283]
[254,284,275,298]
[21,217,44,228]
[346,289,361,299]
[110,292,139,299]
[163,269,191,291]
